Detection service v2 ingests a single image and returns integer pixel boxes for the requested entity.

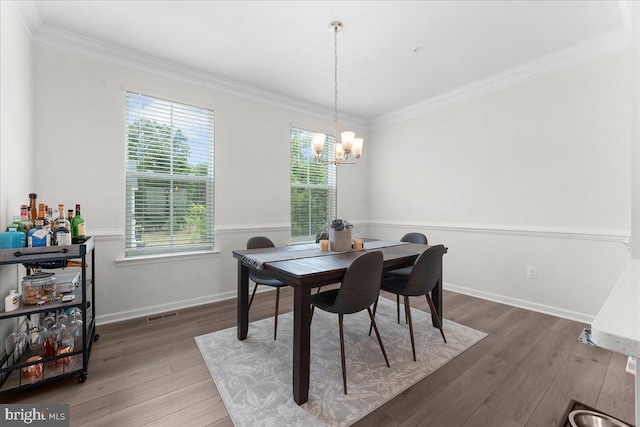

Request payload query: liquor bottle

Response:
[28,219,50,247]
[38,204,50,229]
[71,204,86,244]
[45,206,53,228]
[53,204,72,246]
[67,209,74,227]
[20,205,32,231]
[28,193,38,225]
[0,225,26,248]
[7,215,25,233]
[37,206,53,244]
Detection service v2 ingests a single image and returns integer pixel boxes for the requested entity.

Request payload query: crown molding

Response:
[371,24,632,129]
[13,0,631,131]
[22,18,369,129]
[11,0,40,36]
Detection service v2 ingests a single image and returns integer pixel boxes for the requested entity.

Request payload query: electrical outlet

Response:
[527,266,537,279]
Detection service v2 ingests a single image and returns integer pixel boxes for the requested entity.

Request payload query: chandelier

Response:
[312,21,363,166]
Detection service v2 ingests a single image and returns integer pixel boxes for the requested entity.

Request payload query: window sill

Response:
[115,249,221,266]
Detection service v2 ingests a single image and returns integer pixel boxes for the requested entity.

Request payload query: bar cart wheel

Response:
[94,334,100,342]
[77,373,87,383]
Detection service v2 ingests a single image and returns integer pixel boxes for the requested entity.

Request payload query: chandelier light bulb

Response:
[341,131,355,152]
[312,133,326,158]
[352,138,363,158]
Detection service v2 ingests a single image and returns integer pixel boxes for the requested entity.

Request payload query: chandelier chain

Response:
[333,24,339,140]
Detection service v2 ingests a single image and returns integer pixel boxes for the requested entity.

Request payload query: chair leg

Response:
[273,287,280,340]
[339,313,347,394]
[248,283,259,310]
[426,293,446,343]
[310,286,322,320]
[367,307,390,368]
[396,295,400,324]
[404,296,416,361]
[368,297,379,337]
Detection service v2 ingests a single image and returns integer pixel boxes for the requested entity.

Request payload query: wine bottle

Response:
[71,204,86,244]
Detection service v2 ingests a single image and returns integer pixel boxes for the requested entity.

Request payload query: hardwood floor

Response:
[0,289,635,426]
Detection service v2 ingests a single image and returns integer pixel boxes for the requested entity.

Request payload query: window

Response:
[290,127,336,242]
[125,92,214,256]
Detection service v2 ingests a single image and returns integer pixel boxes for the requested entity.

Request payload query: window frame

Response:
[125,91,215,257]
[290,127,337,242]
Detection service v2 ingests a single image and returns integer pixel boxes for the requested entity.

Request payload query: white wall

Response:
[1,3,633,325]
[0,1,34,298]
[25,46,368,323]
[367,49,633,322]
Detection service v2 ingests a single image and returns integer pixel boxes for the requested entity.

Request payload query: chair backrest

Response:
[315,232,329,243]
[401,232,428,245]
[331,251,384,314]
[405,245,446,296]
[247,236,275,250]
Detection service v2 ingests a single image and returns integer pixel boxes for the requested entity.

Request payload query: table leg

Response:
[431,262,443,328]
[237,261,249,340]
[293,285,311,405]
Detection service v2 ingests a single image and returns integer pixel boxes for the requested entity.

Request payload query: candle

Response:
[353,239,363,250]
[320,240,329,251]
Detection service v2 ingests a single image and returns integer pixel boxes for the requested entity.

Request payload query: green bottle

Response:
[71,204,86,244]
[7,215,25,233]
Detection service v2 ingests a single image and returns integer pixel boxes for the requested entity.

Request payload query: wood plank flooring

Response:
[0,289,635,426]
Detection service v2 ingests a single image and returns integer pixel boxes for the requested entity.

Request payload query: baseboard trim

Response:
[444,282,594,325]
[96,290,237,325]
[366,221,629,246]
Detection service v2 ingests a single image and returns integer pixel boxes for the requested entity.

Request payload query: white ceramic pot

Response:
[329,228,352,252]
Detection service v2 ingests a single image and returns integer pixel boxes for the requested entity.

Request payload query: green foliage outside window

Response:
[125,93,214,255]
[290,128,336,241]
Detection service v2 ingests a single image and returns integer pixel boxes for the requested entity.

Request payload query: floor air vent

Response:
[147,312,178,322]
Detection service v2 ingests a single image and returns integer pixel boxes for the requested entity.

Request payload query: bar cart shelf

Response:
[0,237,97,394]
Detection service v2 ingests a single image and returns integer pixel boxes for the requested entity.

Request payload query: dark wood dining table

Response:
[232,240,446,405]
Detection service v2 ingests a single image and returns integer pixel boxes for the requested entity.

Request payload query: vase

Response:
[329,228,352,251]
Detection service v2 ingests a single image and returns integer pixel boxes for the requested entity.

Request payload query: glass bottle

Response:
[53,204,72,246]
[1,225,26,249]
[71,204,86,244]
[20,205,32,232]
[67,210,75,243]
[8,215,25,233]
[28,219,50,247]
[28,193,38,226]
[45,206,53,227]
[37,204,50,230]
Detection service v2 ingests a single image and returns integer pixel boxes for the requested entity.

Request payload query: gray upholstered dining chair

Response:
[373,245,447,361]
[315,232,329,243]
[247,236,288,340]
[311,251,390,394]
[385,232,428,323]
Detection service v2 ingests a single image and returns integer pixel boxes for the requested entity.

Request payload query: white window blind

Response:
[290,127,337,242]
[125,92,214,256]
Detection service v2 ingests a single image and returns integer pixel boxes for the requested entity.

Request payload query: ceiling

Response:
[24,1,628,120]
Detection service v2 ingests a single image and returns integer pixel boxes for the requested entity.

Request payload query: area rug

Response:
[195,297,487,427]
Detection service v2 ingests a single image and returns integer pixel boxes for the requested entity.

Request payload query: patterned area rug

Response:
[195,297,487,427]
